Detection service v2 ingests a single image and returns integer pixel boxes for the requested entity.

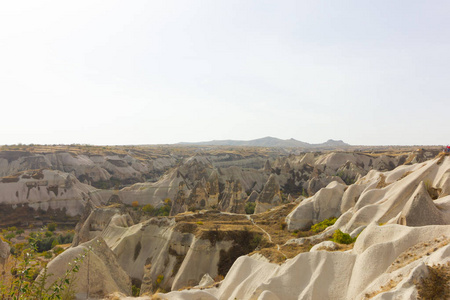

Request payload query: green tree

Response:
[245,202,256,214]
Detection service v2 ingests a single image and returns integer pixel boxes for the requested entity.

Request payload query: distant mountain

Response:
[178,137,349,148]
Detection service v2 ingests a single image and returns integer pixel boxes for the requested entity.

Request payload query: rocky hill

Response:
[0,146,440,227]
[179,136,350,149]
[156,153,450,300]
[1,145,449,299]
[34,152,450,299]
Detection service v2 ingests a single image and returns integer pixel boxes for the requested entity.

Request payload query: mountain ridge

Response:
[178,136,349,148]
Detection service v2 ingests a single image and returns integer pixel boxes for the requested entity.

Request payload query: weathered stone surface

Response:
[397,182,446,226]
[196,273,215,288]
[286,181,346,231]
[159,224,450,300]
[219,180,247,213]
[0,169,103,218]
[44,238,131,299]
[310,241,339,252]
[0,238,10,265]
[254,174,282,214]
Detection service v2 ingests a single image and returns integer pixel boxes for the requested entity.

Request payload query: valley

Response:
[0,144,448,299]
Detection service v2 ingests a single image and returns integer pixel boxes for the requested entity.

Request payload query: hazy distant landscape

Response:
[2,0,450,299]
[1,143,450,299]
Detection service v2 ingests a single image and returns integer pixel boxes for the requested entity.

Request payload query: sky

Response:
[0,1,449,146]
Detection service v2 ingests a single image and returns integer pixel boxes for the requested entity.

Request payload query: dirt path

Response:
[246,215,287,259]
[218,211,288,259]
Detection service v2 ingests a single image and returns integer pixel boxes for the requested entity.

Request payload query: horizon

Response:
[1,1,449,146]
[0,135,445,148]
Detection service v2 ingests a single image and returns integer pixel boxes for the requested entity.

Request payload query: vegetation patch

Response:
[363,278,403,299]
[245,202,256,214]
[131,278,142,297]
[388,237,450,272]
[331,229,356,244]
[311,217,337,233]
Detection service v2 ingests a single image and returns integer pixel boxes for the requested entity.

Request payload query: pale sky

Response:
[1,1,449,146]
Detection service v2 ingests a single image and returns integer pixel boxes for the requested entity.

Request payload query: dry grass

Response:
[403,154,417,165]
[251,202,298,245]
[363,277,403,299]
[397,171,413,181]
[387,236,450,273]
[436,152,450,165]
[315,243,354,252]
[376,174,390,189]
[416,262,450,300]
[174,211,254,238]
[172,203,315,263]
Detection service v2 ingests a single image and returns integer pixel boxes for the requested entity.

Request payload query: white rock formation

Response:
[287,155,450,232]
[43,238,131,299]
[286,181,347,230]
[0,169,104,216]
[157,224,450,300]
[98,215,233,293]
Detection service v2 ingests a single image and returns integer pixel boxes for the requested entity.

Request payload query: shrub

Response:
[245,202,256,214]
[331,229,356,244]
[5,233,15,241]
[53,246,64,256]
[154,274,164,290]
[142,204,154,213]
[416,264,450,299]
[250,234,262,249]
[47,222,57,232]
[311,218,337,233]
[132,285,140,297]
[7,226,17,232]
[156,203,171,216]
[0,245,84,299]
[51,239,59,248]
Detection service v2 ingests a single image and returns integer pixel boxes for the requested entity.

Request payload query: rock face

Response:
[44,152,450,300]
[101,216,234,293]
[72,206,133,246]
[0,151,177,188]
[0,238,10,266]
[218,180,247,213]
[70,208,261,295]
[397,182,448,226]
[44,238,131,299]
[254,174,282,214]
[286,181,346,231]
[0,148,438,222]
[0,169,106,225]
[158,224,450,300]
